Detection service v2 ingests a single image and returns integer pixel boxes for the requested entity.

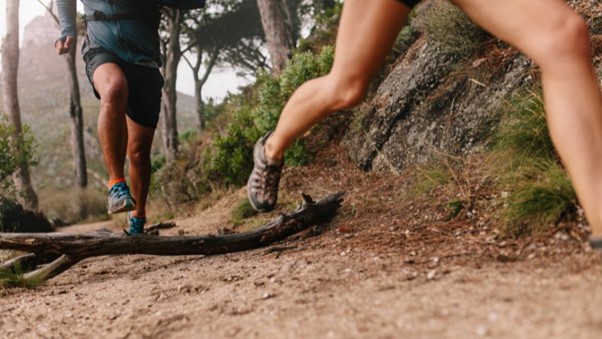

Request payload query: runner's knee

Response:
[128,144,151,168]
[535,13,590,66]
[99,77,128,107]
[328,75,370,110]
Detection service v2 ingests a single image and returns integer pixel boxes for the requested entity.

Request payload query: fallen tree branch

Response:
[0,192,344,283]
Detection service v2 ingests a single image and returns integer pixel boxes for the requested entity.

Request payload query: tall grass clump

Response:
[0,262,43,289]
[422,0,488,58]
[209,46,335,186]
[493,91,577,236]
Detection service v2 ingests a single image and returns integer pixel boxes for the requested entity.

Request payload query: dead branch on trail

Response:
[0,192,345,284]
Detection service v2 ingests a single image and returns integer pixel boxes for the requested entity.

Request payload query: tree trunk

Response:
[191,47,219,131]
[194,79,205,130]
[281,0,299,50]
[65,36,88,188]
[161,9,182,162]
[36,0,88,189]
[256,0,292,75]
[1,0,39,211]
[189,48,205,131]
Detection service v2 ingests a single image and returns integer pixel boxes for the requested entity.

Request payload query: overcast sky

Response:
[0,0,248,100]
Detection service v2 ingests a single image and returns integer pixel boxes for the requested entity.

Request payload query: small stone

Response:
[476,325,489,337]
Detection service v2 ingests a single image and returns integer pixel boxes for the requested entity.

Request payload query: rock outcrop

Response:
[343,0,600,174]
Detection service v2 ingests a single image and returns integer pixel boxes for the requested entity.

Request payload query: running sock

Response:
[108,177,126,190]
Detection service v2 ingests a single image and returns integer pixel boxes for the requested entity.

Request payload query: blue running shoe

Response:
[127,212,146,235]
[107,182,136,214]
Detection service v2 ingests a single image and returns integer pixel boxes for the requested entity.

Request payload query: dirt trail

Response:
[2,150,602,339]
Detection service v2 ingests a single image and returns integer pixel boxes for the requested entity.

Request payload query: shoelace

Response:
[254,166,281,195]
[263,166,281,194]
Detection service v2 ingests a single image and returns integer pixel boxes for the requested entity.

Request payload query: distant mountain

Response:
[0,12,198,198]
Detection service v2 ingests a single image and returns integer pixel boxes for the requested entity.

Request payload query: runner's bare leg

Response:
[93,63,128,181]
[264,0,410,161]
[126,118,154,219]
[450,0,602,236]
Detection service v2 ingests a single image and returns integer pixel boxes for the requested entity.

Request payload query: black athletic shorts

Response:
[83,48,164,129]
[398,0,420,9]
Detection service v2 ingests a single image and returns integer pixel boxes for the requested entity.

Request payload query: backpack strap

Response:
[85,10,150,22]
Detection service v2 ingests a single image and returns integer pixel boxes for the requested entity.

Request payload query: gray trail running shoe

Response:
[107,182,136,214]
[247,131,284,212]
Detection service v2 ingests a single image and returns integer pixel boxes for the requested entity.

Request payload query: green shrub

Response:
[0,114,37,188]
[210,106,261,186]
[279,46,334,97]
[422,0,487,58]
[209,46,335,186]
[202,98,227,125]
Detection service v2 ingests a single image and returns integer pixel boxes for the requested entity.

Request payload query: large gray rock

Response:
[343,36,533,173]
[0,197,53,233]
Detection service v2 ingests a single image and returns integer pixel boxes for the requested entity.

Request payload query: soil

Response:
[1,146,602,339]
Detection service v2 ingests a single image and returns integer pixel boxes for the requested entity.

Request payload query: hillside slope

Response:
[2,2,602,338]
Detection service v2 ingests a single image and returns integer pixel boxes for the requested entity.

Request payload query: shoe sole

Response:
[108,200,136,214]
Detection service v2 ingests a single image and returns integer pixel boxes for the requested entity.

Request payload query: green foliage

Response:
[209,46,335,186]
[202,98,227,125]
[151,154,166,174]
[446,199,464,221]
[0,114,37,188]
[492,91,577,236]
[188,0,268,76]
[179,130,198,144]
[423,0,487,58]
[210,106,262,186]
[0,262,43,289]
[296,1,342,53]
[280,46,334,96]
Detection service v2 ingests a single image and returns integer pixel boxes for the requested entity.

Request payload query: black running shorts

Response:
[398,0,420,9]
[83,48,164,129]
